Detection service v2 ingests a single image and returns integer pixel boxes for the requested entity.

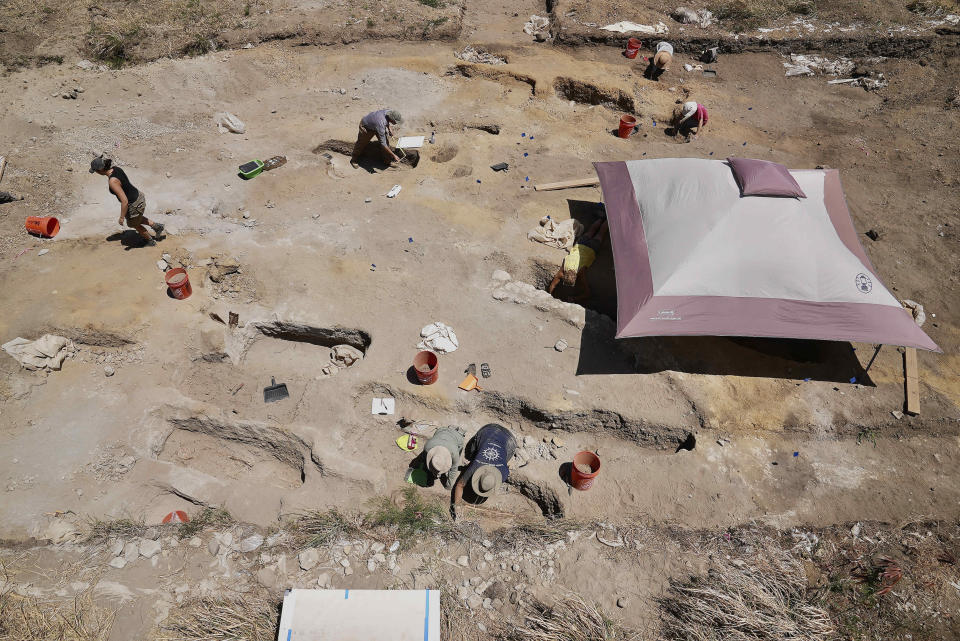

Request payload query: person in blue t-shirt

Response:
[450,423,517,519]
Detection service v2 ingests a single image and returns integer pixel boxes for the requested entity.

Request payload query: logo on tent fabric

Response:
[855,273,873,294]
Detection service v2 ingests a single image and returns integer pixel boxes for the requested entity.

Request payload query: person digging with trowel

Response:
[548,216,608,303]
[90,155,164,247]
[673,100,708,140]
[350,109,403,168]
[644,41,673,80]
[450,423,517,520]
[424,426,465,490]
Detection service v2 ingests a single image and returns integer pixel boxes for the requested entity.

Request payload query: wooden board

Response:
[534,177,599,191]
[904,347,920,415]
[0,156,6,184]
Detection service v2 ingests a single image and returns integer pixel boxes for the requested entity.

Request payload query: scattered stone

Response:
[470,576,482,586]
[256,566,278,589]
[617,596,628,608]
[891,410,904,420]
[123,541,139,562]
[554,338,568,352]
[364,198,372,203]
[103,366,115,377]
[240,535,264,553]
[317,572,332,588]
[37,249,49,256]
[188,537,203,548]
[219,532,233,547]
[371,542,385,553]
[299,548,320,571]
[389,540,400,553]
[509,591,519,604]
[207,539,220,556]
[139,539,161,558]
[457,555,470,567]
[109,557,127,569]
[108,539,124,557]
[458,585,471,600]
[144,527,160,540]
[512,563,520,572]
[483,597,492,609]
[339,558,351,568]
[367,558,377,572]
[483,552,494,562]
[344,566,354,576]
[467,594,483,610]
[551,436,565,448]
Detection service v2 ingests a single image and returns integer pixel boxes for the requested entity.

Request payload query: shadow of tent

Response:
[574,302,874,384]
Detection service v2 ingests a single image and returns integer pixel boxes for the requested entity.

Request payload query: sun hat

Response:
[385,109,403,124]
[679,101,698,123]
[426,446,452,474]
[654,50,672,69]
[470,465,502,497]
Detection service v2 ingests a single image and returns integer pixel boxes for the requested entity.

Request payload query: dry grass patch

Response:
[0,589,115,641]
[659,542,835,641]
[501,592,639,641]
[156,594,278,641]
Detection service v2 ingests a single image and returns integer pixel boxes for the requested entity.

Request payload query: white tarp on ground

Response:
[277,589,440,641]
[2,334,74,370]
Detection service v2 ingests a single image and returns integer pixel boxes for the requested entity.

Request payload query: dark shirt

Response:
[461,423,517,485]
[108,167,139,204]
[360,109,390,143]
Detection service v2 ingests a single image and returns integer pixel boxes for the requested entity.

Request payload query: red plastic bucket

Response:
[165,267,192,300]
[624,38,642,59]
[570,451,600,490]
[413,350,438,385]
[618,114,638,139]
[25,216,60,238]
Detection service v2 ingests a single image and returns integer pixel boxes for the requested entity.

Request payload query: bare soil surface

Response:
[1,0,959,639]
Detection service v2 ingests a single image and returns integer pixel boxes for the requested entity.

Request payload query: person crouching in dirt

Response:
[645,41,673,80]
[450,423,517,520]
[90,156,163,247]
[350,109,402,168]
[548,216,609,303]
[424,425,465,490]
[673,100,708,140]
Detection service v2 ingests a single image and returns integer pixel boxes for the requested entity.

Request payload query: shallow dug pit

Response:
[554,77,636,112]
[160,429,303,489]
[243,322,371,381]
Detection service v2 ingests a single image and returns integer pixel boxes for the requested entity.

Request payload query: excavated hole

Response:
[243,321,371,379]
[554,77,636,112]
[447,64,537,94]
[160,429,303,488]
[165,413,319,482]
[431,144,459,163]
[676,432,697,452]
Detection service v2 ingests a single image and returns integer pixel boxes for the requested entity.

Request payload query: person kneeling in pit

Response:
[450,423,517,520]
[424,425,465,490]
[548,216,608,303]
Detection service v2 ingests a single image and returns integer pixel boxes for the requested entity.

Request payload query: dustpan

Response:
[263,377,289,403]
[458,374,482,392]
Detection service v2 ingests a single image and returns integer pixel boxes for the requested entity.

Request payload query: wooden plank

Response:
[904,347,920,415]
[0,156,6,184]
[534,177,599,191]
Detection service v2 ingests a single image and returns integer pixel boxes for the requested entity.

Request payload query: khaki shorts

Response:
[125,192,147,227]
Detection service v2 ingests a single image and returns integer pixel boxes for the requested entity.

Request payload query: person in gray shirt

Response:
[424,426,465,490]
[351,109,402,168]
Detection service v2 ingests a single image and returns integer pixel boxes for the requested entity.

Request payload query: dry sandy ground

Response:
[0,2,959,639]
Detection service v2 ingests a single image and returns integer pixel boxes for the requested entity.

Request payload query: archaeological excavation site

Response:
[1,0,959,638]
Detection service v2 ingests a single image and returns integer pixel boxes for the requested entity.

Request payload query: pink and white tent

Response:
[593,158,939,351]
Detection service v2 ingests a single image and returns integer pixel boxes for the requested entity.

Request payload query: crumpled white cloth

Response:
[901,300,926,328]
[523,15,550,35]
[527,216,584,251]
[215,112,246,134]
[2,334,74,371]
[601,21,668,34]
[418,322,459,355]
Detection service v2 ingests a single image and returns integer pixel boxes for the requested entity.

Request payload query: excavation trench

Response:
[240,321,371,379]
[553,77,636,111]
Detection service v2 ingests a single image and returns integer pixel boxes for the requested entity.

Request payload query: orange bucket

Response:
[624,37,642,59]
[569,451,600,490]
[25,216,60,238]
[413,350,438,385]
[618,115,638,139]
[165,267,192,300]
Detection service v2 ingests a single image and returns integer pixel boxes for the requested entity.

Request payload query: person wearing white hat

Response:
[450,423,517,519]
[423,426,464,490]
[645,41,673,80]
[674,100,708,138]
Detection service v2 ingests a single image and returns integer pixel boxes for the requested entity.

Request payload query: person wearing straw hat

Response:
[645,41,673,80]
[673,100,709,139]
[424,425,465,490]
[450,423,517,519]
[90,155,164,247]
[350,108,403,168]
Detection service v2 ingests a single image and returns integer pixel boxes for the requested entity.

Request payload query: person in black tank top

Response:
[90,155,164,247]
